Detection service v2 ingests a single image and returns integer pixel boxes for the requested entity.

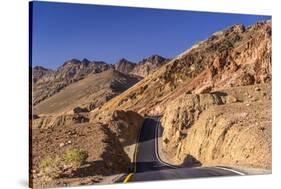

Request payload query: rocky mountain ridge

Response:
[32,55,169,106]
[32,59,111,105]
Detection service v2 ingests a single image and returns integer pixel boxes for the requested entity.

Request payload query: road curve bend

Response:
[122,117,245,183]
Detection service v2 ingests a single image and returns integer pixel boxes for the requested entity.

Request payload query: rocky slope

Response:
[34,69,140,115]
[90,20,271,120]
[32,69,142,130]
[161,84,271,169]
[32,59,112,105]
[31,122,130,188]
[31,110,143,187]
[108,110,144,146]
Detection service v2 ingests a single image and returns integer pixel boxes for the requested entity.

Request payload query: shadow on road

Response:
[180,154,202,167]
[134,161,174,173]
[138,118,160,143]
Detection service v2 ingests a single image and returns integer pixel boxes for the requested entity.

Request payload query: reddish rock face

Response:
[91,20,271,119]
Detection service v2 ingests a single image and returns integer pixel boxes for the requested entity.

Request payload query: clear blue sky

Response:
[31,2,271,69]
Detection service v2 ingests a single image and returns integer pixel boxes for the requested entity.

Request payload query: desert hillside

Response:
[34,69,140,115]
[89,20,271,120]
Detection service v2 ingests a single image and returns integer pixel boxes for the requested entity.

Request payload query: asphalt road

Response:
[123,117,245,183]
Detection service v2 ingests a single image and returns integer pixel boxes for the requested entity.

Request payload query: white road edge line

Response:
[153,117,246,175]
[154,117,178,169]
[212,166,246,176]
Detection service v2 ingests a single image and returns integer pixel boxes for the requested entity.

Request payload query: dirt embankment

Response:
[31,110,144,188]
[161,84,271,170]
[90,110,144,161]
[31,122,130,188]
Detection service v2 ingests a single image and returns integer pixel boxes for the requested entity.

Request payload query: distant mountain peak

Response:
[130,54,169,77]
[147,54,165,59]
[82,58,91,64]
[33,66,51,71]
[116,58,135,64]
[32,66,53,84]
[61,58,81,67]
[114,58,136,74]
[140,54,167,64]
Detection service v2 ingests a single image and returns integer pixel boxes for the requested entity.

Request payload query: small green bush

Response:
[39,156,62,178]
[39,156,60,169]
[63,148,89,166]
[38,147,89,178]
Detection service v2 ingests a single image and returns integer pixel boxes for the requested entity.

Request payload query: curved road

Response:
[122,117,245,183]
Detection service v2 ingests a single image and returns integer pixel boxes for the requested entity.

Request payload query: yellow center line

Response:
[133,142,139,172]
[123,173,134,183]
[123,128,140,183]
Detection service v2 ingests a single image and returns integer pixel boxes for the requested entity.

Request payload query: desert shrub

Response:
[62,148,89,166]
[39,156,62,178]
[38,147,89,179]
[39,156,59,169]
